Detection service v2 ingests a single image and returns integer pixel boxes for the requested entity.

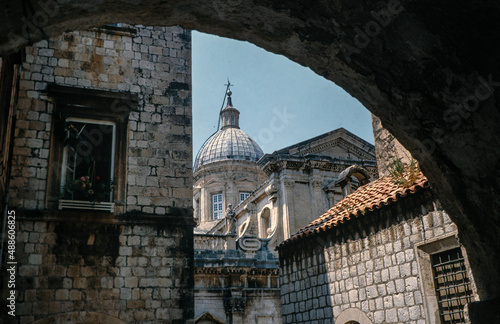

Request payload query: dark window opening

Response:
[432,248,473,324]
[61,119,115,202]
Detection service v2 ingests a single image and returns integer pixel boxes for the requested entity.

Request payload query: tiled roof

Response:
[278,169,429,249]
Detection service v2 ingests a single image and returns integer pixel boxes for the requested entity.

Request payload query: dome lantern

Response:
[220,88,240,129]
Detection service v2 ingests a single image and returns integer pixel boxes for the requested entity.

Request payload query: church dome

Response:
[194,88,264,171]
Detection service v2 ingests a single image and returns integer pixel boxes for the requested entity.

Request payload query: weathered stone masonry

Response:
[9,25,192,212]
[279,189,477,324]
[13,212,193,324]
[1,25,195,323]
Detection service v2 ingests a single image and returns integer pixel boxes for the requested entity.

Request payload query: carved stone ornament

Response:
[243,202,256,213]
[238,236,262,251]
[224,296,247,314]
[265,183,278,196]
[311,179,323,188]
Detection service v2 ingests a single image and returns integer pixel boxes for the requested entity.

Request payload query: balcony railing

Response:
[194,234,228,250]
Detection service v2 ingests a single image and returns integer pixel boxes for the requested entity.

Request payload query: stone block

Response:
[69,290,82,300]
[409,305,421,320]
[120,288,132,300]
[386,308,398,323]
[398,308,410,322]
[405,277,418,291]
[55,289,69,300]
[119,246,133,256]
[28,254,42,265]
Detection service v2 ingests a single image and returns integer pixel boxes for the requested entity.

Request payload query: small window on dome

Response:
[231,114,235,126]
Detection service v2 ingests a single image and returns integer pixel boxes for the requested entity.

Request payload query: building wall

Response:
[9,25,192,212]
[371,114,414,178]
[6,213,193,323]
[279,190,477,324]
[193,161,265,225]
[2,25,195,323]
[194,257,281,323]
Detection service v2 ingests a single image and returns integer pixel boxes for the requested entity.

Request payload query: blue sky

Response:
[192,31,374,158]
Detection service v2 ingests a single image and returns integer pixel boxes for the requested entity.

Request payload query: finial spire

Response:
[225,80,233,107]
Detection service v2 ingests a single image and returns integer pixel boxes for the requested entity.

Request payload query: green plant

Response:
[389,158,420,187]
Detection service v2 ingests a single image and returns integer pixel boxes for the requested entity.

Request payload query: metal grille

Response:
[432,248,473,324]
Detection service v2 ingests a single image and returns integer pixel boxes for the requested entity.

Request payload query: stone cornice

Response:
[194,160,263,182]
[259,153,377,177]
[194,266,279,276]
[298,138,375,160]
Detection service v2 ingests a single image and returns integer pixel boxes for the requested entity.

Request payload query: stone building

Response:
[1,24,195,323]
[277,157,478,322]
[192,88,378,323]
[1,4,499,321]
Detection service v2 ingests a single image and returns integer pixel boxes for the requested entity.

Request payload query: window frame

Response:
[415,233,477,324]
[46,84,136,212]
[212,193,223,220]
[431,247,473,324]
[239,192,250,203]
[60,117,117,202]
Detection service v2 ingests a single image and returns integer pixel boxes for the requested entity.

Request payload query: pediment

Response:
[279,128,375,161]
[297,137,375,160]
[194,312,225,324]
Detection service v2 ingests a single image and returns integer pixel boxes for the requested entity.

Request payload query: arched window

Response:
[231,113,235,126]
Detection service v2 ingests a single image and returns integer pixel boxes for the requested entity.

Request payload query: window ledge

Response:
[58,199,115,213]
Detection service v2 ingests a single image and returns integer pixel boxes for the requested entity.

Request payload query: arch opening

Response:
[0,0,499,305]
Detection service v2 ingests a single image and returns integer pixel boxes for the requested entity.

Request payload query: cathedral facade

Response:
[192,89,378,323]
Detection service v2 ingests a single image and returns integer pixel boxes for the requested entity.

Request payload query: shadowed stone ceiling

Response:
[1,0,499,308]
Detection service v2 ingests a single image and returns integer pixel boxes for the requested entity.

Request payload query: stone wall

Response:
[1,25,195,323]
[1,1,500,308]
[194,238,281,323]
[371,114,414,178]
[2,212,193,323]
[9,24,192,213]
[194,267,281,324]
[279,190,477,324]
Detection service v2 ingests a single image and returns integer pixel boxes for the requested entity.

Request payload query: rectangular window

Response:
[47,84,136,213]
[60,118,116,202]
[212,193,223,220]
[240,192,250,202]
[432,247,474,324]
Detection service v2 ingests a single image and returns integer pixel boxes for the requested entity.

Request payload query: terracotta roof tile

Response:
[278,169,429,249]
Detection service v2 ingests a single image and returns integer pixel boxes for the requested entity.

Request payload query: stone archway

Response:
[335,308,372,324]
[1,0,499,310]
